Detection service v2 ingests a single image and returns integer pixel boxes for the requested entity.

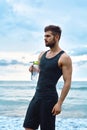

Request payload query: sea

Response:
[0,80,87,130]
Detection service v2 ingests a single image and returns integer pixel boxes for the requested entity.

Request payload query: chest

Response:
[40,56,59,72]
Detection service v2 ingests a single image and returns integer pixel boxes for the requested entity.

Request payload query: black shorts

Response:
[23,93,58,130]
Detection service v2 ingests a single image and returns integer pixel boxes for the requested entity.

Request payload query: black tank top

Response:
[36,50,64,92]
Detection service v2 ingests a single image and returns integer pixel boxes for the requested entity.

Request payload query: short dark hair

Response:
[44,25,62,39]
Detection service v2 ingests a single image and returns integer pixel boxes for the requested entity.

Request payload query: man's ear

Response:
[55,34,60,40]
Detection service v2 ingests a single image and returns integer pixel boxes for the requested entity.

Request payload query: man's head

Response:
[44,25,62,48]
[44,25,62,40]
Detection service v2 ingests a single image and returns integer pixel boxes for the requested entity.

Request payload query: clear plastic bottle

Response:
[31,61,39,81]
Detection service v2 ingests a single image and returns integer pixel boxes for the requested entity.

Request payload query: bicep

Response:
[62,56,72,84]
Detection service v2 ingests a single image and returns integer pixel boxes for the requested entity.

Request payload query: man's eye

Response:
[45,35,50,37]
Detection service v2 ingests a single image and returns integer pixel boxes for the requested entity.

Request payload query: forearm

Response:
[58,81,71,105]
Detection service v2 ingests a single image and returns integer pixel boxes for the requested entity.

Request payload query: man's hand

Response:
[52,101,62,116]
[29,65,33,73]
[29,65,40,73]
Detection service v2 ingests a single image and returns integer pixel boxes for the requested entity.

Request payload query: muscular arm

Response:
[29,51,45,73]
[58,54,72,105]
[52,53,72,115]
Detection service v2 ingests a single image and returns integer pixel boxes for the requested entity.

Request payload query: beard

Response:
[45,42,55,48]
[45,38,56,48]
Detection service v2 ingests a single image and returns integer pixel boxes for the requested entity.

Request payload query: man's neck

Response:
[50,46,61,53]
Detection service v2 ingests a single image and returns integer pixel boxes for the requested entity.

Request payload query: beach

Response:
[0,81,87,130]
[0,116,87,130]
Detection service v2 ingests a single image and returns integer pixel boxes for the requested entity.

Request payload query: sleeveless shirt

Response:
[36,50,64,92]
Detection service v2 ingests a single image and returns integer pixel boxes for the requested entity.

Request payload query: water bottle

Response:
[31,61,39,81]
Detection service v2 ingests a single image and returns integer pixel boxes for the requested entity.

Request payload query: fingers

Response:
[52,107,57,116]
[52,107,54,114]
[52,110,60,115]
[52,107,61,116]
[29,65,33,72]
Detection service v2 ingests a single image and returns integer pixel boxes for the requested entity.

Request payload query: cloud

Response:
[0,0,87,53]
[0,0,87,80]
[0,51,39,81]
[6,0,44,18]
[0,59,28,66]
[76,61,87,66]
[0,52,39,66]
[69,46,87,56]
[0,51,87,81]
[0,65,30,81]
[0,59,9,66]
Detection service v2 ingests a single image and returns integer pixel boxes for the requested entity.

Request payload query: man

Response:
[23,25,72,130]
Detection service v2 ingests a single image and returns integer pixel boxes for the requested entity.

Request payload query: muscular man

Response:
[23,25,72,130]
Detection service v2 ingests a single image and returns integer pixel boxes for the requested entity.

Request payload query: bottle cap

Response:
[33,61,38,65]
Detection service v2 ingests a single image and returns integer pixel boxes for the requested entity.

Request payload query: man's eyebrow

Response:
[44,34,51,37]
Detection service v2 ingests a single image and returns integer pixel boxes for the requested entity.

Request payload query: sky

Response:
[0,0,87,81]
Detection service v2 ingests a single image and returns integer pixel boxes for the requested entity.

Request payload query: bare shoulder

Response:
[59,52,72,67]
[38,51,45,64]
[38,51,45,60]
